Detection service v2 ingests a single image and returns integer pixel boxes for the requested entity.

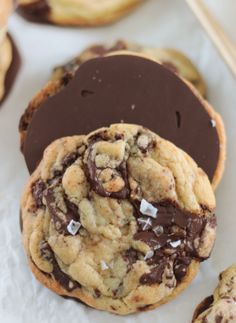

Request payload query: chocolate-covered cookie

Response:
[21,124,217,315]
[17,0,143,26]
[0,1,20,105]
[52,41,207,97]
[19,53,225,189]
[192,264,236,322]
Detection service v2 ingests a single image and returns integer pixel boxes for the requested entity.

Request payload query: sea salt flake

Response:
[140,199,158,218]
[144,250,154,260]
[67,220,81,236]
[211,119,216,127]
[100,260,109,271]
[170,240,181,248]
[138,217,152,230]
[153,225,164,236]
[68,281,74,289]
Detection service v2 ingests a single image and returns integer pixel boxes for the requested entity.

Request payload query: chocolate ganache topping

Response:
[28,126,216,291]
[23,55,220,179]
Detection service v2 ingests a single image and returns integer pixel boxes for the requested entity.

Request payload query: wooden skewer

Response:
[185,0,236,78]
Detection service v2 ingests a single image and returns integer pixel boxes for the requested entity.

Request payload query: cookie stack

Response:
[19,50,227,315]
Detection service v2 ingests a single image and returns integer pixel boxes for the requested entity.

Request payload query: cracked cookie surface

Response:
[193,265,236,322]
[21,124,216,314]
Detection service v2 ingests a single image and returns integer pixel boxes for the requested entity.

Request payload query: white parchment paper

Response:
[1,0,236,322]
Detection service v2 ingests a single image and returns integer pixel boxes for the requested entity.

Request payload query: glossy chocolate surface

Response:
[23,55,219,180]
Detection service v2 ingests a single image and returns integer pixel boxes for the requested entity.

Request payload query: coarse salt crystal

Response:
[140,199,158,218]
[153,225,164,236]
[211,119,216,127]
[138,217,152,230]
[100,260,109,271]
[170,240,181,248]
[67,220,81,236]
[144,250,154,260]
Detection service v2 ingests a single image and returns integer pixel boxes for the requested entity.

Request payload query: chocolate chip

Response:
[31,180,46,208]
[174,258,191,281]
[44,187,80,235]
[123,248,139,271]
[140,262,166,285]
[94,289,101,298]
[40,242,81,291]
[17,0,51,23]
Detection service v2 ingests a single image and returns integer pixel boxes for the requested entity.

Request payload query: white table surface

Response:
[1,0,236,322]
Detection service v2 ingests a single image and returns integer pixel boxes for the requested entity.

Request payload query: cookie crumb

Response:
[140,199,158,218]
[67,220,81,236]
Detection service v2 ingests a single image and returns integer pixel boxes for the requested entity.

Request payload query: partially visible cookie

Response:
[193,265,236,322]
[0,1,20,105]
[21,123,217,315]
[17,0,143,26]
[52,40,207,97]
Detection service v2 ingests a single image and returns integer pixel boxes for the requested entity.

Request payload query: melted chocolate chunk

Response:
[173,257,191,281]
[17,0,51,24]
[32,180,46,208]
[134,201,216,284]
[44,187,80,235]
[192,296,214,321]
[86,143,129,199]
[123,248,139,271]
[1,34,21,106]
[51,152,80,179]
[140,262,167,285]
[40,242,81,291]
[23,55,220,177]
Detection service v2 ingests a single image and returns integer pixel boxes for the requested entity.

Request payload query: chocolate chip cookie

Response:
[17,0,143,26]
[19,53,225,189]
[193,264,236,322]
[0,1,20,105]
[21,123,217,315]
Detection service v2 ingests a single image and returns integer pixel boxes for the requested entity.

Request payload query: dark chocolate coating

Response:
[23,55,219,178]
[17,0,50,24]
[0,33,21,106]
